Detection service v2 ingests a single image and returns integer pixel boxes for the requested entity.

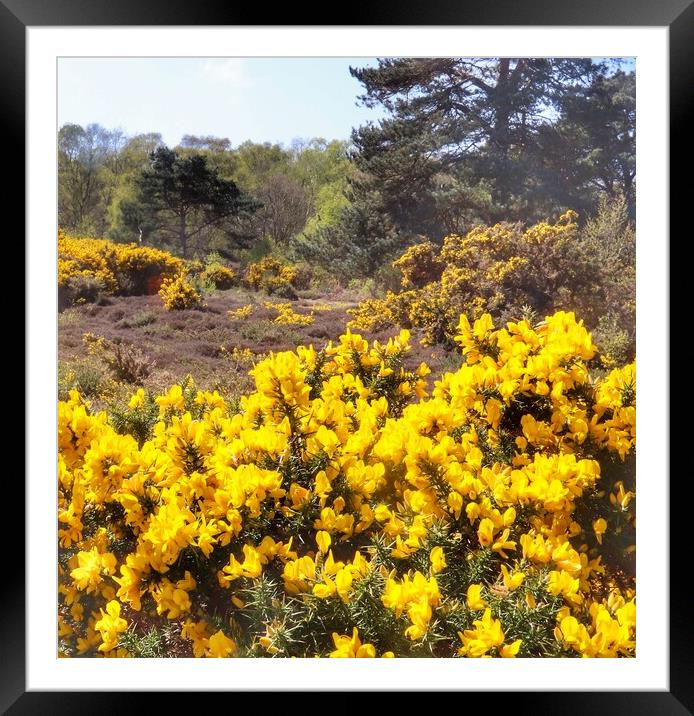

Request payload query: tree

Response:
[299,170,402,279]
[57,128,356,258]
[344,58,614,249]
[535,70,636,217]
[177,135,238,185]
[232,141,292,193]
[123,146,258,257]
[106,133,165,242]
[180,135,232,153]
[289,139,349,193]
[58,123,159,238]
[254,174,313,245]
[58,123,112,232]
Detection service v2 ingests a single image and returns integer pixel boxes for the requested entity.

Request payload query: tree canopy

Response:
[352,59,633,223]
[122,147,257,257]
[312,58,635,276]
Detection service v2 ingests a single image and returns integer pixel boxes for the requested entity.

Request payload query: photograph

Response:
[55,55,638,660]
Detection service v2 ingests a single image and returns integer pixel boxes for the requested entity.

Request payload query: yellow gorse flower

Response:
[58,310,635,658]
[158,273,202,311]
[58,231,183,301]
[94,600,128,653]
[329,628,391,658]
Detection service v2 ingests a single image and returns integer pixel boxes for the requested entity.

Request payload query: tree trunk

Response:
[179,211,188,258]
[494,59,511,158]
[491,59,514,207]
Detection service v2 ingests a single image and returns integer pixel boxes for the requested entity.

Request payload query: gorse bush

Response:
[158,274,203,311]
[58,310,635,658]
[58,360,106,401]
[349,212,584,345]
[58,231,184,307]
[227,305,254,321]
[108,387,161,448]
[245,257,298,299]
[348,202,635,356]
[289,262,314,291]
[219,346,265,374]
[392,241,444,290]
[263,301,315,326]
[200,264,237,291]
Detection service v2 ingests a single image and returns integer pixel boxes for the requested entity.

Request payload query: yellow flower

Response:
[500,640,522,658]
[458,608,505,657]
[430,546,447,574]
[70,548,116,594]
[57,307,636,660]
[491,529,517,559]
[477,518,495,548]
[94,600,128,653]
[547,570,582,604]
[467,584,487,610]
[593,518,608,545]
[156,384,185,414]
[128,388,145,409]
[502,507,516,527]
[405,599,432,640]
[316,530,332,554]
[181,619,210,658]
[500,564,525,591]
[206,630,236,658]
[554,615,590,654]
[330,628,377,657]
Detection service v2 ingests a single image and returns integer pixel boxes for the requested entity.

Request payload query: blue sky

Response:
[58,58,385,147]
[58,57,635,148]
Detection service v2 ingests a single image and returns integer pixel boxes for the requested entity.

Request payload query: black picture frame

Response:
[8,1,681,711]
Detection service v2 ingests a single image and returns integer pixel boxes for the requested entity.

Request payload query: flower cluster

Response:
[218,346,264,373]
[348,211,632,354]
[158,274,203,311]
[392,241,444,289]
[58,311,635,658]
[58,231,184,305]
[263,301,314,326]
[245,257,298,298]
[227,305,255,321]
[200,264,237,290]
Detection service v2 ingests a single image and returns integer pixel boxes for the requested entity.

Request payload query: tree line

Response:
[58,129,350,259]
[58,57,634,274]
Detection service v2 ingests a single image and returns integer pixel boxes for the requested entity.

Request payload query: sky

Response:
[58,57,635,148]
[57,58,386,147]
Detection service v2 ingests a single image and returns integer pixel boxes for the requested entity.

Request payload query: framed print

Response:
[11,0,682,711]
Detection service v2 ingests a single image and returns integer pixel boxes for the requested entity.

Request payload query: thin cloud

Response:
[200,59,252,88]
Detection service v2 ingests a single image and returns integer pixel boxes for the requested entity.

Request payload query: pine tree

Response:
[341,58,628,262]
[123,146,259,257]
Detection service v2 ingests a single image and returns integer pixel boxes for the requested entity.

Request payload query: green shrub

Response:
[115,311,158,329]
[290,262,314,291]
[60,274,106,310]
[108,388,160,447]
[593,314,632,367]
[58,360,105,400]
[200,264,237,290]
